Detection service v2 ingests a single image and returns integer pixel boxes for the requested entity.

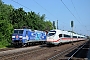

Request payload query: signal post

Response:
[71,21,74,45]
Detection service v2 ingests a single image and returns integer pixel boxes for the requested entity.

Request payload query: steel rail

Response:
[68,41,87,60]
[48,41,87,60]
[0,47,47,60]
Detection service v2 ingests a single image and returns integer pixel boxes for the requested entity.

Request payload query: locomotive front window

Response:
[14,30,23,34]
[47,31,56,36]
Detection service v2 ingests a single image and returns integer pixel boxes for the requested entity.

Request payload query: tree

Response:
[0,0,13,21]
[44,20,53,31]
[0,20,13,46]
[0,0,54,48]
[0,0,13,47]
[9,8,27,28]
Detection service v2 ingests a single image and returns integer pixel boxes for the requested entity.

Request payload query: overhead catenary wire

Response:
[33,0,58,20]
[10,0,53,23]
[71,0,81,20]
[61,0,80,23]
[10,0,87,34]
[11,0,68,29]
[33,0,68,29]
[61,0,88,35]
[11,0,32,11]
[11,0,64,29]
[71,0,86,27]
[71,0,88,35]
[10,0,52,21]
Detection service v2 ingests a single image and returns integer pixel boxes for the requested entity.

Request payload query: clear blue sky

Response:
[2,0,90,36]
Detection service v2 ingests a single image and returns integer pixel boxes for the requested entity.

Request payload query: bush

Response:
[0,40,10,48]
[0,20,13,48]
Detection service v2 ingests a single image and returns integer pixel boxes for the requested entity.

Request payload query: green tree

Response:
[0,20,13,47]
[0,0,54,48]
[44,20,53,31]
[0,0,13,21]
[9,8,27,28]
[0,0,13,48]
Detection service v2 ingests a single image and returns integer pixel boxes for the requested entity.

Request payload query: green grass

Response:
[0,44,7,48]
[0,40,11,48]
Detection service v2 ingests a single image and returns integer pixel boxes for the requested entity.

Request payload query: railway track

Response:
[0,40,87,60]
[0,44,47,60]
[0,48,47,60]
[0,43,42,52]
[48,40,89,60]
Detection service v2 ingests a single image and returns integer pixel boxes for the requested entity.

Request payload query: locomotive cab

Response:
[12,29,24,46]
[12,29,47,47]
[46,30,61,45]
[47,31,56,39]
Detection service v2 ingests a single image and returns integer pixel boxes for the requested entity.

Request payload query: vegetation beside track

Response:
[0,0,55,48]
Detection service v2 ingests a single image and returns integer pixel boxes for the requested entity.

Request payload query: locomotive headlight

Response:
[12,36,15,38]
[20,38,22,40]
[19,36,22,40]
[12,36,15,40]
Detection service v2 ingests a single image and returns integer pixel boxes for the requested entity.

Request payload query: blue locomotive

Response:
[12,29,46,47]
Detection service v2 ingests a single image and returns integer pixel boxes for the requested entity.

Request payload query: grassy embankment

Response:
[0,40,11,49]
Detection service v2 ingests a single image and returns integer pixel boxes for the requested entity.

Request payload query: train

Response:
[46,29,86,45]
[12,29,86,47]
[12,29,47,47]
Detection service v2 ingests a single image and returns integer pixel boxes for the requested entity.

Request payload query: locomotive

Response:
[12,29,46,47]
[46,29,86,45]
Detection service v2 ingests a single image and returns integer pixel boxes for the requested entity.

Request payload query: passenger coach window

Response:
[59,34,62,37]
[73,36,77,38]
[64,34,70,37]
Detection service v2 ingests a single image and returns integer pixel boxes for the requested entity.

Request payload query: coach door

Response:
[58,34,62,42]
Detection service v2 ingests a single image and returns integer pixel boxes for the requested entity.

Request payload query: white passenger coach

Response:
[46,29,86,45]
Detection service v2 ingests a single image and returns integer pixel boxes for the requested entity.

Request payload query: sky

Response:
[2,0,90,36]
